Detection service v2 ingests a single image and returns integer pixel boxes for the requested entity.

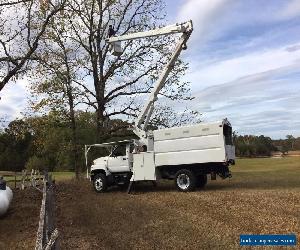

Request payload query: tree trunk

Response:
[66,85,80,179]
[95,97,105,142]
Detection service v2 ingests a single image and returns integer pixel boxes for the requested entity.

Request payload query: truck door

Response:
[107,156,129,172]
[107,144,130,172]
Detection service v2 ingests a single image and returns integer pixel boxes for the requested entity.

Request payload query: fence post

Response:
[35,180,46,250]
[35,171,59,250]
[14,172,16,189]
[21,170,25,190]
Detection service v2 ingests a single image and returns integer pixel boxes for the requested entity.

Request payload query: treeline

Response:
[234,134,300,157]
[0,112,134,172]
[1,115,299,172]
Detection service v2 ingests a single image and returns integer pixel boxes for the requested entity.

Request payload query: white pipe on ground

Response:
[0,177,13,216]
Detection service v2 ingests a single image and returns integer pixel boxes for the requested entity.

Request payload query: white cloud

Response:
[188,65,300,138]
[280,0,300,20]
[176,0,230,44]
[177,0,300,47]
[177,0,228,23]
[0,79,29,123]
[186,43,300,90]
[173,0,300,138]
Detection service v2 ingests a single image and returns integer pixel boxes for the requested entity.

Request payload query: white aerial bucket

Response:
[0,177,13,217]
[109,41,123,56]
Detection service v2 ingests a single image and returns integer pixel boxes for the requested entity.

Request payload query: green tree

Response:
[30,16,82,178]
[234,134,275,157]
[286,135,296,151]
[0,119,33,171]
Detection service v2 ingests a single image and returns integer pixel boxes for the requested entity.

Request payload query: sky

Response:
[164,0,300,138]
[1,0,300,139]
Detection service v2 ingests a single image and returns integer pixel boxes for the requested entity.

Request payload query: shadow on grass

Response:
[105,176,300,194]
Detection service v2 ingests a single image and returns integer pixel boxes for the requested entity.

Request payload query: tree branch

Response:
[0,0,67,91]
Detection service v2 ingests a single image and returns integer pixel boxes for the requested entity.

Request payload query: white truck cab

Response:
[91,145,131,173]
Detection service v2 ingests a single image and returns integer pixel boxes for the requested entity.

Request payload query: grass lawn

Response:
[227,157,300,190]
[1,157,299,249]
[51,171,75,182]
[55,157,299,249]
[235,157,300,172]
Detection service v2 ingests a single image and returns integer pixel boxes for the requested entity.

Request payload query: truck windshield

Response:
[223,124,233,145]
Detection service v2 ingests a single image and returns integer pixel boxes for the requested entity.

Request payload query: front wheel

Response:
[175,169,196,192]
[93,173,108,192]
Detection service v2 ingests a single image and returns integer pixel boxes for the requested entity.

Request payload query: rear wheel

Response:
[175,169,196,192]
[196,174,207,188]
[93,173,108,192]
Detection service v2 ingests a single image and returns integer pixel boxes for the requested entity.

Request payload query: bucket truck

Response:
[86,20,235,192]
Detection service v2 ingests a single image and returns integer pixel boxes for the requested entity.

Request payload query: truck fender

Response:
[91,165,111,177]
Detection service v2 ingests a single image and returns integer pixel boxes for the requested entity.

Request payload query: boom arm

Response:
[107,22,192,43]
[107,21,193,139]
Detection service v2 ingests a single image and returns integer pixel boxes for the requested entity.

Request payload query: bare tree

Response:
[64,0,195,137]
[31,0,199,141]
[0,0,66,92]
[151,105,201,129]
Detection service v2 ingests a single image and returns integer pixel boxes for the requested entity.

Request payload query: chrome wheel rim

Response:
[95,178,103,191]
[177,174,190,190]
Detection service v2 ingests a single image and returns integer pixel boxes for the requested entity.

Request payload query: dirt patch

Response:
[56,180,300,249]
[0,188,42,250]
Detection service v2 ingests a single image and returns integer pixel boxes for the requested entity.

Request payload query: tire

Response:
[196,174,207,188]
[174,169,196,192]
[93,173,108,192]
